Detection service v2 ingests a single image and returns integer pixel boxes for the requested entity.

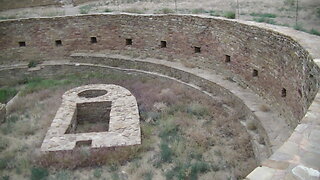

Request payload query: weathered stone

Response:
[40,84,141,151]
[0,103,5,123]
[0,14,319,179]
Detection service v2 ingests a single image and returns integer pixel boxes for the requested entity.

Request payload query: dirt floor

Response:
[0,0,319,33]
[0,70,257,180]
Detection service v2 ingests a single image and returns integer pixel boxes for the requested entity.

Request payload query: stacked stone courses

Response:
[0,14,319,129]
[0,14,320,179]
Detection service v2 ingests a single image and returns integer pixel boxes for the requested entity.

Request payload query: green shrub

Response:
[191,8,206,14]
[294,24,307,32]
[93,168,102,178]
[54,170,70,180]
[159,8,174,14]
[30,167,49,180]
[186,103,209,117]
[27,61,39,68]
[317,8,320,18]
[223,11,235,19]
[159,118,179,142]
[253,17,276,24]
[165,160,210,180]
[250,13,277,18]
[0,158,8,170]
[22,78,72,95]
[15,157,31,175]
[79,4,94,14]
[1,115,19,135]
[0,16,18,20]
[142,171,153,180]
[104,8,113,13]
[190,161,210,178]
[111,172,120,180]
[0,87,17,104]
[310,29,320,36]
[1,176,9,180]
[209,10,221,17]
[293,25,320,36]
[0,137,9,152]
[123,8,144,14]
[159,142,173,163]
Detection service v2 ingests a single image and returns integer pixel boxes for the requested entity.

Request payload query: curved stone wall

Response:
[0,60,270,162]
[0,14,320,179]
[0,14,319,129]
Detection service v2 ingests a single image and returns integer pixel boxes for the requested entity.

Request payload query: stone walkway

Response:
[233,19,320,180]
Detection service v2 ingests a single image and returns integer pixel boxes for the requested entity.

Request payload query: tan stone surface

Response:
[0,103,5,123]
[40,84,141,151]
[0,14,319,179]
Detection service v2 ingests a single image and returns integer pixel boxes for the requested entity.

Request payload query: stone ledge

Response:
[0,103,5,123]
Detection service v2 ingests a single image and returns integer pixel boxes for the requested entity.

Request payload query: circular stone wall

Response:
[0,14,319,128]
[0,14,320,179]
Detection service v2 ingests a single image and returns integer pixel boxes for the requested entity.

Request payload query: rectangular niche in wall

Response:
[194,47,201,53]
[19,41,26,47]
[55,40,62,46]
[161,41,167,48]
[91,37,97,43]
[75,140,92,148]
[66,101,112,134]
[126,39,132,46]
[253,69,258,77]
[225,55,231,63]
[281,88,287,97]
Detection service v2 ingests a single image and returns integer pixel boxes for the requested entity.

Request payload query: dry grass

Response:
[36,145,144,169]
[0,71,257,179]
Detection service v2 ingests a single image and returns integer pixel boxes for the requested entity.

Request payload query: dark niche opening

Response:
[281,88,287,97]
[225,55,231,63]
[126,39,132,46]
[91,37,97,43]
[194,46,201,53]
[253,69,258,77]
[161,41,167,48]
[19,41,26,47]
[75,140,92,148]
[55,40,62,46]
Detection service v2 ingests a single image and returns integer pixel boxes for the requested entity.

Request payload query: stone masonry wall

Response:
[0,14,319,128]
